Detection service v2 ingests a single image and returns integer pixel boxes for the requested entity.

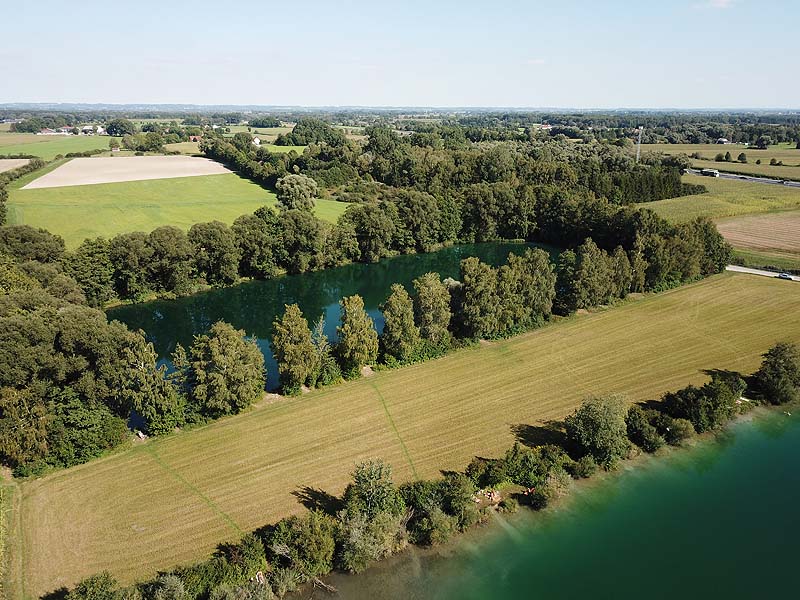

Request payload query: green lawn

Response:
[8,172,348,248]
[0,134,120,160]
[12,272,800,597]
[645,174,800,223]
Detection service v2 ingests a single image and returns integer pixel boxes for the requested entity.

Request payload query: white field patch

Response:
[22,156,231,189]
[0,158,29,173]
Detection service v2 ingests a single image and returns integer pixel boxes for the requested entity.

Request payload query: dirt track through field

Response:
[0,159,29,173]
[21,156,231,189]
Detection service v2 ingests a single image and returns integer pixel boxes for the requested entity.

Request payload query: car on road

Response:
[777,273,793,280]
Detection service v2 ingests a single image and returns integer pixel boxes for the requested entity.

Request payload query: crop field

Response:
[0,133,120,160]
[165,142,203,155]
[641,143,800,179]
[645,175,800,223]
[22,156,232,189]
[8,171,348,248]
[717,211,800,271]
[0,159,28,174]
[10,272,800,597]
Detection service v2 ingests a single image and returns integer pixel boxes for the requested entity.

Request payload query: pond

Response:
[108,242,542,389]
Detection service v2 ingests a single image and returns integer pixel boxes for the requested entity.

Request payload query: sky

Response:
[1,0,797,108]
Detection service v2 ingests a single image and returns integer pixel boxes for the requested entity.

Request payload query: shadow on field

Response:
[40,588,68,600]
[511,421,567,447]
[292,486,343,515]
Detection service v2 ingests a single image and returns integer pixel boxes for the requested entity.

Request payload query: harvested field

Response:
[716,211,800,254]
[0,159,28,174]
[22,156,232,189]
[12,273,800,598]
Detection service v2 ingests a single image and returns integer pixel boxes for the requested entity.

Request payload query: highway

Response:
[687,168,800,188]
[726,265,799,281]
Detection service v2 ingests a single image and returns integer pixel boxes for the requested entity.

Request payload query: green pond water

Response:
[325,410,800,599]
[108,242,538,390]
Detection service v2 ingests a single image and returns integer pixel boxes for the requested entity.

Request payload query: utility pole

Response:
[635,126,644,163]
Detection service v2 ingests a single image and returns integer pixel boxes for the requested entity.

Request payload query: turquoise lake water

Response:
[326,410,800,599]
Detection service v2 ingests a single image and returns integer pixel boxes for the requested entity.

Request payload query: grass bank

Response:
[14,272,800,597]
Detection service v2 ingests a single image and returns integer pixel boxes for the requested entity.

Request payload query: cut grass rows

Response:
[15,272,800,598]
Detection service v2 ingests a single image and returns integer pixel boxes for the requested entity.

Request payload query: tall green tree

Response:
[276,174,318,211]
[271,304,316,393]
[456,257,500,339]
[336,295,378,376]
[565,395,630,469]
[188,221,241,286]
[62,237,115,307]
[183,322,265,418]
[147,226,195,295]
[753,342,800,405]
[109,231,153,301]
[380,283,420,363]
[412,272,452,348]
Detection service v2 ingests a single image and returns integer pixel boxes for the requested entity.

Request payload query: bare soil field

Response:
[22,156,231,189]
[716,211,800,253]
[0,159,29,173]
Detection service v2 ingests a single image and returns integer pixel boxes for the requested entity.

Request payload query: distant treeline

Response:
[59,342,800,600]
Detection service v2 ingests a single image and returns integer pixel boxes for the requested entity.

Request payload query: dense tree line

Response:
[61,343,799,599]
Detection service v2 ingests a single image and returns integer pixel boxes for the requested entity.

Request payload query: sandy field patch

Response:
[716,211,800,253]
[0,158,29,173]
[22,156,231,189]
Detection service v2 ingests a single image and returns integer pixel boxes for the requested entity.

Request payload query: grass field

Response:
[8,171,348,247]
[645,175,800,222]
[165,142,203,155]
[0,134,119,160]
[11,272,800,598]
[642,142,800,179]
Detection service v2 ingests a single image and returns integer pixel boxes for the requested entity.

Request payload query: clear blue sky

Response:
[2,0,796,108]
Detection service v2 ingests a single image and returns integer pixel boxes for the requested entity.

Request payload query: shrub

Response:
[662,373,743,432]
[626,405,665,452]
[571,455,598,479]
[66,572,118,600]
[753,342,800,405]
[565,395,629,469]
[498,496,519,514]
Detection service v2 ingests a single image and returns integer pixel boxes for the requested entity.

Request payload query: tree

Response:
[724,151,732,162]
[232,210,282,279]
[342,203,395,263]
[0,225,65,263]
[147,226,195,295]
[737,152,747,163]
[625,405,664,452]
[380,283,420,363]
[565,395,630,468]
[183,322,265,418]
[753,342,800,405]
[310,316,341,387]
[662,373,743,432]
[66,572,119,600]
[188,221,240,286]
[104,118,137,137]
[109,232,154,301]
[336,295,378,376]
[276,174,318,211]
[278,210,325,274]
[343,459,405,519]
[456,257,500,339]
[412,272,451,348]
[263,511,337,579]
[62,237,115,307]
[271,304,316,393]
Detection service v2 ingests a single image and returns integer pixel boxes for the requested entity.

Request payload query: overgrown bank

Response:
[57,342,800,600]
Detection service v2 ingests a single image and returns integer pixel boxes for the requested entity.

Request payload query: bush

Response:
[662,373,743,432]
[67,572,118,600]
[753,342,800,405]
[565,395,629,469]
[570,455,598,479]
[498,496,519,514]
[626,405,665,452]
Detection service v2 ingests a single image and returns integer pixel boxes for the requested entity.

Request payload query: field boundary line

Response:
[369,380,419,480]
[145,445,243,537]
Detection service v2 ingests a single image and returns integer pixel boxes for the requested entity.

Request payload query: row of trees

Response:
[62,342,800,599]
[0,158,47,226]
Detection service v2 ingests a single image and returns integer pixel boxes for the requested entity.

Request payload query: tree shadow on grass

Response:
[511,421,567,448]
[291,486,343,516]
[40,588,68,600]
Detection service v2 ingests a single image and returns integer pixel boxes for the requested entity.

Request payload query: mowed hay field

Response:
[12,273,800,598]
[0,133,120,160]
[646,175,800,223]
[641,143,800,179]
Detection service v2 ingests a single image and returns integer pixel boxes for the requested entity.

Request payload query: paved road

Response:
[687,168,800,188]
[726,265,799,281]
